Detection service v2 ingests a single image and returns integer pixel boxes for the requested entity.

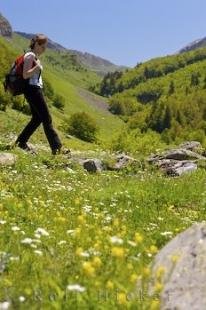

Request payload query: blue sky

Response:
[1,0,206,66]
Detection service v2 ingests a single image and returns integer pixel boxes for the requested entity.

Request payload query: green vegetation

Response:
[0,34,123,147]
[67,112,98,142]
[97,47,206,147]
[0,140,206,309]
[1,32,206,309]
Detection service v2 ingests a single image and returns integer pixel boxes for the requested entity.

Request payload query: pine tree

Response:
[168,81,175,95]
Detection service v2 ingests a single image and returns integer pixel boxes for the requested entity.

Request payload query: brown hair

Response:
[29,34,48,49]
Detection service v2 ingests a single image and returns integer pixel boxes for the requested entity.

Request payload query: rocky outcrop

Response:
[0,153,17,165]
[82,159,105,172]
[0,13,12,38]
[149,222,206,310]
[72,153,137,173]
[148,141,205,176]
[111,154,137,170]
[179,37,206,53]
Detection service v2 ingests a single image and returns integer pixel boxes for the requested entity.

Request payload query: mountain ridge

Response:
[15,31,126,75]
[179,37,206,53]
[0,12,126,76]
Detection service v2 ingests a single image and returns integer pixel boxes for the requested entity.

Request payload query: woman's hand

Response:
[35,59,43,70]
[23,54,42,79]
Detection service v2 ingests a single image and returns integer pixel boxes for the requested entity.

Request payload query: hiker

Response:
[15,34,62,155]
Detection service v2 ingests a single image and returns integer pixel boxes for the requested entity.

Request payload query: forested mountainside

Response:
[97,47,206,144]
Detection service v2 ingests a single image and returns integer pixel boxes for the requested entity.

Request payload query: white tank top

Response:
[24,51,43,88]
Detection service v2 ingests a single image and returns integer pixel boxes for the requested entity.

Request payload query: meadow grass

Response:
[0,140,206,309]
[1,34,206,309]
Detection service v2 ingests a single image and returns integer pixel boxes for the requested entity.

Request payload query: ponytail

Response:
[29,34,48,50]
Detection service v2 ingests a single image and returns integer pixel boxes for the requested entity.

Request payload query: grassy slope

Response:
[1,34,124,149]
[1,34,206,309]
[0,141,205,308]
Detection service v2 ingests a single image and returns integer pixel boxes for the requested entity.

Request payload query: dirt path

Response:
[78,88,111,113]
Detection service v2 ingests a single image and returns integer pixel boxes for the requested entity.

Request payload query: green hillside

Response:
[10,33,101,89]
[0,34,124,150]
[1,17,206,310]
[97,47,206,148]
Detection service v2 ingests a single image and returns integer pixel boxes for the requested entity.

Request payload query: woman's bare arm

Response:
[23,54,41,79]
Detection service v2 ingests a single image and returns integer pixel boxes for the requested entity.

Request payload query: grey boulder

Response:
[149,222,206,310]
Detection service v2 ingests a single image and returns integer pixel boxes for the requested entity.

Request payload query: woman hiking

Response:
[15,34,63,155]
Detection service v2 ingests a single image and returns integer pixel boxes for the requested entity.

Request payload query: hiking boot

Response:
[15,141,37,155]
[52,147,71,156]
[52,147,61,155]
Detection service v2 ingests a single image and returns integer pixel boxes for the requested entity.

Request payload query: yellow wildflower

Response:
[76,247,83,256]
[143,267,151,278]
[149,245,158,254]
[74,198,80,205]
[94,281,100,287]
[154,281,163,293]
[94,242,100,250]
[150,299,160,310]
[127,263,133,270]
[117,292,127,305]
[92,256,102,268]
[106,280,114,289]
[24,288,32,296]
[57,216,66,223]
[111,247,125,258]
[75,228,81,237]
[134,232,143,244]
[82,261,95,277]
[113,219,119,227]
[171,254,180,263]
[130,273,138,283]
[77,215,86,225]
[156,266,166,280]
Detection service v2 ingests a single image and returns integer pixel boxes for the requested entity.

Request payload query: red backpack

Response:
[4,54,28,96]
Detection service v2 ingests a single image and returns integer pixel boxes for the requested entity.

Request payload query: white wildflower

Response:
[66,168,75,174]
[104,215,112,223]
[67,186,73,191]
[34,250,43,256]
[58,240,67,245]
[67,230,75,235]
[127,240,137,247]
[0,301,10,310]
[110,236,123,245]
[19,296,25,302]
[80,251,90,257]
[0,220,6,225]
[160,231,173,236]
[21,238,33,245]
[83,205,92,213]
[10,256,19,261]
[35,228,49,237]
[11,226,20,232]
[67,284,86,293]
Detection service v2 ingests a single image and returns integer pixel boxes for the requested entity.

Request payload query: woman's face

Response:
[35,42,47,55]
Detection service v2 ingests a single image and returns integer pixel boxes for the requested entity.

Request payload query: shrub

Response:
[43,79,54,100]
[67,112,98,142]
[11,96,31,114]
[110,128,166,156]
[0,85,9,111]
[53,94,65,110]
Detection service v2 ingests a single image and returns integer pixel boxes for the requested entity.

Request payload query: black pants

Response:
[17,85,62,151]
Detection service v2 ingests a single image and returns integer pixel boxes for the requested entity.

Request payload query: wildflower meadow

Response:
[0,146,206,309]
